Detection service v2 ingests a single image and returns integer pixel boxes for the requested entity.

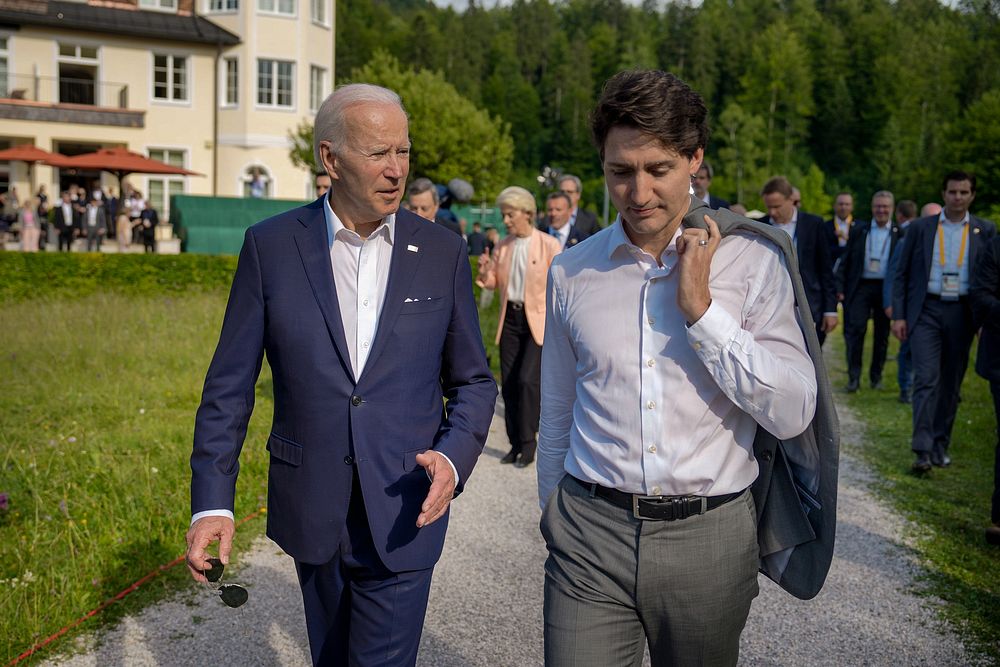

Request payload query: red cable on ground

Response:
[7,509,264,667]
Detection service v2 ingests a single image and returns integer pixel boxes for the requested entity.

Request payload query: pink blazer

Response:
[477,228,561,346]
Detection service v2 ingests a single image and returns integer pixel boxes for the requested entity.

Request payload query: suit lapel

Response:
[970,216,985,270]
[293,202,354,381]
[358,211,424,383]
[922,218,937,280]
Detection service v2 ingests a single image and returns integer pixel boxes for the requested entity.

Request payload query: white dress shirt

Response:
[506,236,530,304]
[537,220,817,508]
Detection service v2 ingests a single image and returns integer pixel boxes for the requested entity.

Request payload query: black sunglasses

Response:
[203,557,249,608]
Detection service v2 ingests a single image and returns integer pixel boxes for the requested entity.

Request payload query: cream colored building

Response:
[0,0,334,220]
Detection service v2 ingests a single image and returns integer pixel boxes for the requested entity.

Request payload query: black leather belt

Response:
[570,475,742,521]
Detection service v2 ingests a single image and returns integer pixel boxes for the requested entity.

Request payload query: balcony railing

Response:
[1,73,130,109]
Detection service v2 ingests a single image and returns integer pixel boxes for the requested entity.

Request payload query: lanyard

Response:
[937,222,969,269]
[866,224,891,261]
[835,217,852,240]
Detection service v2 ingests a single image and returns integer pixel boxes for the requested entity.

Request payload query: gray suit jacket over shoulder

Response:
[683,196,840,600]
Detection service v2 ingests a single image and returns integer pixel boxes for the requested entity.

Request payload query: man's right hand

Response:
[892,320,907,341]
[185,516,235,583]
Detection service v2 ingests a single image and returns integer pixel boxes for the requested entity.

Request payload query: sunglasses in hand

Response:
[202,557,249,608]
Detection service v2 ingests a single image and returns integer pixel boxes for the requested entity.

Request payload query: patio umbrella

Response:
[60,147,202,193]
[0,144,74,194]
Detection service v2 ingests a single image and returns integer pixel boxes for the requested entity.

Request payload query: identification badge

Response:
[868,258,881,274]
[941,273,960,300]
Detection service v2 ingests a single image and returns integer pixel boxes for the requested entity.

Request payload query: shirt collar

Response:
[606,216,682,263]
[324,195,395,247]
[938,210,969,226]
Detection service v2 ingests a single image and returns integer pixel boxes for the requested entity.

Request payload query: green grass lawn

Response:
[827,328,1000,660]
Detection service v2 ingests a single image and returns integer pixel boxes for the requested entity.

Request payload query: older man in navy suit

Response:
[892,170,995,472]
[185,84,497,665]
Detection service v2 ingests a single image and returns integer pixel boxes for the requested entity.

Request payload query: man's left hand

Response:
[415,450,456,528]
[676,214,722,324]
[822,314,838,334]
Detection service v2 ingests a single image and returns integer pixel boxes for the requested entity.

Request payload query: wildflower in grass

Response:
[139,408,146,415]
[0,492,8,511]
[151,467,159,474]
[67,436,77,443]
[58,499,69,518]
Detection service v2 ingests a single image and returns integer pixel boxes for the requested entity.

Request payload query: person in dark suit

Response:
[761,176,839,344]
[139,201,158,253]
[544,191,586,250]
[882,199,919,402]
[836,191,902,392]
[892,170,996,472]
[692,160,730,210]
[53,191,79,252]
[825,192,855,266]
[185,84,497,666]
[465,221,489,255]
[557,174,601,238]
[83,196,108,252]
[971,234,1000,545]
[406,177,463,237]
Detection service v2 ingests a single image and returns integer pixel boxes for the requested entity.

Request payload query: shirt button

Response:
[344,455,354,465]
[648,445,657,453]
[362,340,369,349]
[692,342,702,351]
[651,486,662,495]
[351,395,362,406]
[362,298,370,307]
[647,317,655,325]
[646,359,655,368]
[646,400,655,409]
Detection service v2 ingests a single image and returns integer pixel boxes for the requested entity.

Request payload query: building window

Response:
[208,0,239,10]
[310,0,326,24]
[58,43,99,105]
[139,0,178,11]
[0,38,8,98]
[242,165,271,198]
[258,0,295,15]
[147,149,187,221]
[153,54,188,102]
[309,65,325,113]
[257,59,293,108]
[223,57,238,106]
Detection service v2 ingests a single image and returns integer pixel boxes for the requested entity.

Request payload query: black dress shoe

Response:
[898,390,912,404]
[514,454,535,469]
[847,378,860,393]
[986,524,1000,545]
[911,452,932,473]
[871,379,883,390]
[930,444,952,468]
[500,450,519,464]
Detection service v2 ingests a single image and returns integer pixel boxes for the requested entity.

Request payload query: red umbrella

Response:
[0,144,74,193]
[60,147,203,192]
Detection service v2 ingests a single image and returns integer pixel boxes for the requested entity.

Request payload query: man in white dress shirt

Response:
[537,69,817,666]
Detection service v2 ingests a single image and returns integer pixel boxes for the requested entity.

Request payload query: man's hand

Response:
[676,214,722,324]
[822,314,838,334]
[884,306,893,319]
[415,450,456,528]
[477,247,493,275]
[892,319,907,341]
[185,515,235,583]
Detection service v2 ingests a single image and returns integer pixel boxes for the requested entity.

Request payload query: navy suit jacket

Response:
[891,214,996,332]
[835,220,902,303]
[971,235,1000,382]
[763,212,837,323]
[547,224,586,250]
[191,200,497,571]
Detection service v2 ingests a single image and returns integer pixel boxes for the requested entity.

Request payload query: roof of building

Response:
[0,0,240,46]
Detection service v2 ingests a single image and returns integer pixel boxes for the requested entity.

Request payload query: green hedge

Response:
[0,253,239,301]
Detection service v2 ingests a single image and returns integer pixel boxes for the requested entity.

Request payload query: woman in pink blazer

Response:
[477,186,561,467]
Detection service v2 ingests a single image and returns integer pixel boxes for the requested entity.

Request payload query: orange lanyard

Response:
[937,222,969,269]
[835,217,852,240]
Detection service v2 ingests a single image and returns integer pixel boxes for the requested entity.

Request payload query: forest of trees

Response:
[334,0,1000,219]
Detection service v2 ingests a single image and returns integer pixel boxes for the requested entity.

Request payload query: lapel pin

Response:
[973,228,980,234]
[407,244,419,252]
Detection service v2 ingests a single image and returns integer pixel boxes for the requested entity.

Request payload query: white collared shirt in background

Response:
[537,220,817,508]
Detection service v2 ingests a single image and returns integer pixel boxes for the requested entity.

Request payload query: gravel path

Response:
[43,397,978,666]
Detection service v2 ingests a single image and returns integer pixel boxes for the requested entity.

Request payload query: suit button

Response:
[351,395,362,406]
[344,455,354,465]
[761,450,773,462]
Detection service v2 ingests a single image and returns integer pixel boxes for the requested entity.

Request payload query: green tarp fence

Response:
[171,194,310,255]
[170,195,507,256]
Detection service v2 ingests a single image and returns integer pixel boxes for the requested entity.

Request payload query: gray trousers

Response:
[541,475,759,667]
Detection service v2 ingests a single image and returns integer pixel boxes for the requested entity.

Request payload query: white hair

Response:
[313,83,406,167]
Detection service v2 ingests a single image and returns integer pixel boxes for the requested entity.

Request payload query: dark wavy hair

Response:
[590,70,709,160]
